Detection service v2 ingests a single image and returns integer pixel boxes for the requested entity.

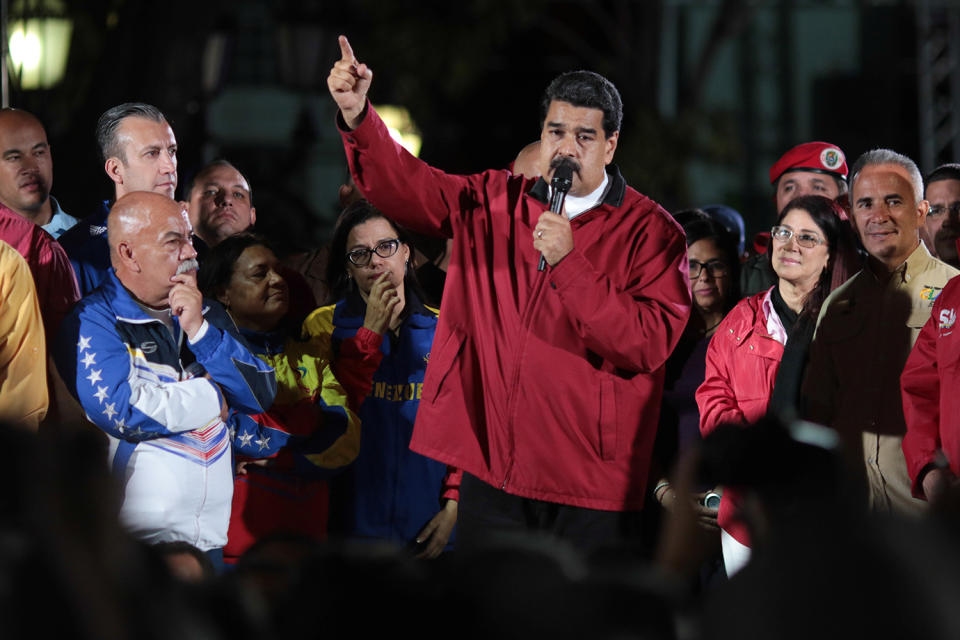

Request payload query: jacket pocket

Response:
[424,328,467,404]
[599,376,617,461]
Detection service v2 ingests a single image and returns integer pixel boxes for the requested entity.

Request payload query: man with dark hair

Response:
[59,102,178,295]
[185,159,256,248]
[184,158,318,317]
[540,70,623,138]
[0,161,79,340]
[921,163,960,267]
[0,109,78,238]
[0,107,81,337]
[804,148,959,516]
[327,37,690,551]
[741,141,849,296]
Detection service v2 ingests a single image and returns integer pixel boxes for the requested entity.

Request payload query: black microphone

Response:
[538,160,575,272]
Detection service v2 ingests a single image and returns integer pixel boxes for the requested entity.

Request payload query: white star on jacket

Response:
[77,336,91,351]
[94,386,109,403]
[86,369,103,385]
[238,431,254,447]
[81,352,97,369]
[103,402,117,419]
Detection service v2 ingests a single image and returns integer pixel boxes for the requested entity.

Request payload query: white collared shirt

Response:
[551,172,610,219]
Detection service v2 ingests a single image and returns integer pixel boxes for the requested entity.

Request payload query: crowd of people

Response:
[3,33,960,638]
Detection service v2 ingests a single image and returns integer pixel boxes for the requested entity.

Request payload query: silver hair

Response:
[849,148,924,204]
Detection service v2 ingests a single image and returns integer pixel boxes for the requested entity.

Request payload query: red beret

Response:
[769,141,847,184]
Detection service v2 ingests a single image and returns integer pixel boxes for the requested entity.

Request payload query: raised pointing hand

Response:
[327,35,372,129]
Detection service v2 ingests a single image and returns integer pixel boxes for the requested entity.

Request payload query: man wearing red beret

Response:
[741,141,849,296]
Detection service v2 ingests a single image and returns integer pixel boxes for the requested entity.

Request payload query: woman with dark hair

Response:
[696,194,858,576]
[650,210,740,578]
[306,200,458,559]
[198,233,360,564]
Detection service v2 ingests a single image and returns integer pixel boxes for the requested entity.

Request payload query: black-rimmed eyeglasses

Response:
[770,225,824,249]
[346,239,401,266]
[688,259,729,279]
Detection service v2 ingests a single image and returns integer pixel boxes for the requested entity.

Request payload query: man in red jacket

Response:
[327,36,691,552]
[901,276,960,504]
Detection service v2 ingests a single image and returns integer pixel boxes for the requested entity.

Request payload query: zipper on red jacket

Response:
[499,267,552,490]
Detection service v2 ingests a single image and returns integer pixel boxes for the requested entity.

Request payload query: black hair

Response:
[197,232,278,301]
[773,194,859,323]
[675,208,742,309]
[95,102,168,163]
[540,70,622,138]
[326,199,426,305]
[926,163,960,188]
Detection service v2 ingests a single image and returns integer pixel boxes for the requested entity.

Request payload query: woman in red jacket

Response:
[696,194,858,576]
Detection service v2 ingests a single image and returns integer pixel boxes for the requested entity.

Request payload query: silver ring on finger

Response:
[537,230,543,239]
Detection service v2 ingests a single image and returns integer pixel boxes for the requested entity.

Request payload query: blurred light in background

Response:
[375,104,422,157]
[6,0,72,90]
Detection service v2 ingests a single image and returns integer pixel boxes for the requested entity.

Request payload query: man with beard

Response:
[54,192,277,560]
[327,36,690,551]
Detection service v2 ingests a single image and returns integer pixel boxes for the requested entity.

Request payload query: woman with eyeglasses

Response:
[653,211,738,495]
[197,233,361,565]
[696,194,858,576]
[649,210,739,583]
[304,200,459,558]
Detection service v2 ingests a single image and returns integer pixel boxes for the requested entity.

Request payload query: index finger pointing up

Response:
[339,35,356,64]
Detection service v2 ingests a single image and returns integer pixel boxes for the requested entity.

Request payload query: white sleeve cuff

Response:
[187,319,210,344]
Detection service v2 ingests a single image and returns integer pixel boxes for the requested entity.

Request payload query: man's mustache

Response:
[550,156,581,176]
[176,258,199,275]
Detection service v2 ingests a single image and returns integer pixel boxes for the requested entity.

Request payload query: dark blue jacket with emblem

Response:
[306,289,459,547]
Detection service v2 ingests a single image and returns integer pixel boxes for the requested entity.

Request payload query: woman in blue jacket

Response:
[307,199,459,558]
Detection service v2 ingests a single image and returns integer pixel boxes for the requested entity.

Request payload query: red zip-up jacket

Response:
[339,106,690,511]
[697,289,784,545]
[901,276,960,498]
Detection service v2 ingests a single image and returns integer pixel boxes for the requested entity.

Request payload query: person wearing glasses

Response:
[649,210,739,582]
[921,164,960,268]
[697,194,857,575]
[306,200,460,559]
[741,141,849,297]
[804,149,960,518]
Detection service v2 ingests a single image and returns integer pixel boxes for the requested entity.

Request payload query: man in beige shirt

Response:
[804,148,960,515]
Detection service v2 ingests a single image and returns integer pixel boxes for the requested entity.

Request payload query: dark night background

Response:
[6,0,945,252]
